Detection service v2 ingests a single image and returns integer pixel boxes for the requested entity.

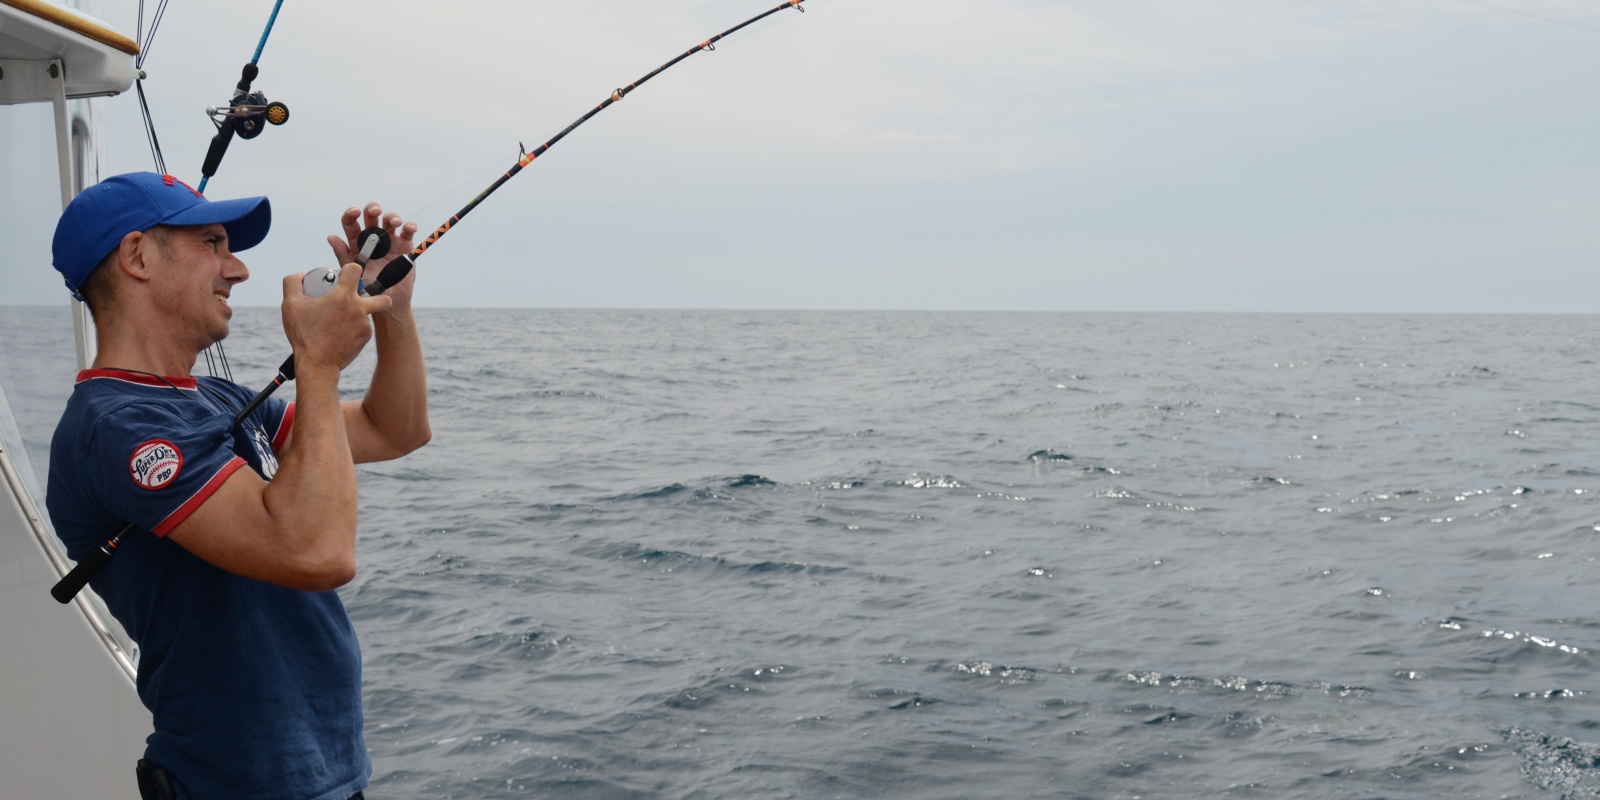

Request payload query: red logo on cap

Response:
[162,174,203,198]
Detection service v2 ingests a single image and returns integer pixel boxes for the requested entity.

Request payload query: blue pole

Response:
[250,0,287,66]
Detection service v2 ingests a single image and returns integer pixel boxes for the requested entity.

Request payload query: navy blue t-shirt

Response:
[47,368,369,800]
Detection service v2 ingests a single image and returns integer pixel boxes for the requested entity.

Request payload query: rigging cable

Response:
[127,0,242,381]
[130,0,240,380]
[133,0,171,175]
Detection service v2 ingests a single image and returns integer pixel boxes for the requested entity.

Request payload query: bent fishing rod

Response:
[52,0,810,603]
[228,0,810,423]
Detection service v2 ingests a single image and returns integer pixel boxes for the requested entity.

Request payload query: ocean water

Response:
[9,308,1600,799]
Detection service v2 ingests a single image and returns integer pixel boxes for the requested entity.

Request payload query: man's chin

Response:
[204,322,231,349]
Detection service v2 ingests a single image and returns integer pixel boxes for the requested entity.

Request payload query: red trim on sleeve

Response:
[152,456,247,537]
[272,402,295,452]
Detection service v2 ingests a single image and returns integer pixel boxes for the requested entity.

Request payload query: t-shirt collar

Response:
[76,368,198,391]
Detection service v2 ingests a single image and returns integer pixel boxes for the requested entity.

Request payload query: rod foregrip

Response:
[365,254,415,296]
[201,119,236,180]
[200,63,259,181]
[51,539,117,604]
[231,363,289,430]
[236,62,259,92]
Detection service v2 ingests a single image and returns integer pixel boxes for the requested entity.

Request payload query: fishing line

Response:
[409,0,810,259]
[261,0,306,92]
[401,147,525,230]
[249,0,287,66]
[404,1,812,238]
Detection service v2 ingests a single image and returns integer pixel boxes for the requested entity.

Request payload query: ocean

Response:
[8,308,1600,799]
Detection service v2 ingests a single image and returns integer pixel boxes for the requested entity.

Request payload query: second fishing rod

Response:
[231,0,810,420]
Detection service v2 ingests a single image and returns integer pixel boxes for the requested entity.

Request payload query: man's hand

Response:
[328,203,419,312]
[280,262,391,374]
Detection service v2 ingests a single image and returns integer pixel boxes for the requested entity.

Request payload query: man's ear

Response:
[115,230,153,283]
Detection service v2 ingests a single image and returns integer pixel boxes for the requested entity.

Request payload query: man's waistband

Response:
[137,759,365,800]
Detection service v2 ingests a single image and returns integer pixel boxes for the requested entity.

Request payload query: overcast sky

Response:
[7,0,1600,311]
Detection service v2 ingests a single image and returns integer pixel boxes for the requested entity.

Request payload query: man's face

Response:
[147,223,249,350]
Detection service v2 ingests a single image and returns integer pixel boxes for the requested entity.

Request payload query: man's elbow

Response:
[383,424,431,460]
[404,424,432,455]
[284,548,357,592]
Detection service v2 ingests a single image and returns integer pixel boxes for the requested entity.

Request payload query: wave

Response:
[572,539,846,578]
[1505,727,1600,799]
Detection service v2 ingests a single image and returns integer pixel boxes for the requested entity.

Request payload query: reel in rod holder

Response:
[199,63,290,187]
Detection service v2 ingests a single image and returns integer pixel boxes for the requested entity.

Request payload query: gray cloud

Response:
[8,0,1600,310]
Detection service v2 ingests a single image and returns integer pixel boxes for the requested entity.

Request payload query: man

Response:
[45,172,431,800]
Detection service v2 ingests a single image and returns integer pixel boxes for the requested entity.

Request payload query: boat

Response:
[0,0,153,794]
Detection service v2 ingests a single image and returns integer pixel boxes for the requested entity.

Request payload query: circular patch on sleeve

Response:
[130,440,184,490]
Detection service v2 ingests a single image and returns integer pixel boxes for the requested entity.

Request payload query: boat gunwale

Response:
[0,0,139,56]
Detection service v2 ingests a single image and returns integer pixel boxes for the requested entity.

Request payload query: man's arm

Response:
[166,266,386,591]
[344,305,430,463]
[334,202,430,463]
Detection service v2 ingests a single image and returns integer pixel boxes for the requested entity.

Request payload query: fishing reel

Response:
[302,227,392,298]
[207,91,289,140]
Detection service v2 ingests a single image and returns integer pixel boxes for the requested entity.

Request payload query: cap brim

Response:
[163,195,272,253]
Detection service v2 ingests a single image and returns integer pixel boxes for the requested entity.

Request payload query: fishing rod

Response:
[228,0,810,419]
[52,0,811,603]
[197,0,292,195]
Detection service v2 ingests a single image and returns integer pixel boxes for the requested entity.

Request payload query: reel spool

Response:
[301,227,391,298]
[208,92,290,140]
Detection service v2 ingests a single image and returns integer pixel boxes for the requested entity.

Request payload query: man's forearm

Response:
[358,308,431,456]
[261,363,359,574]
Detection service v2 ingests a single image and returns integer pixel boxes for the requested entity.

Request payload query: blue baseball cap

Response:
[52,172,272,299]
